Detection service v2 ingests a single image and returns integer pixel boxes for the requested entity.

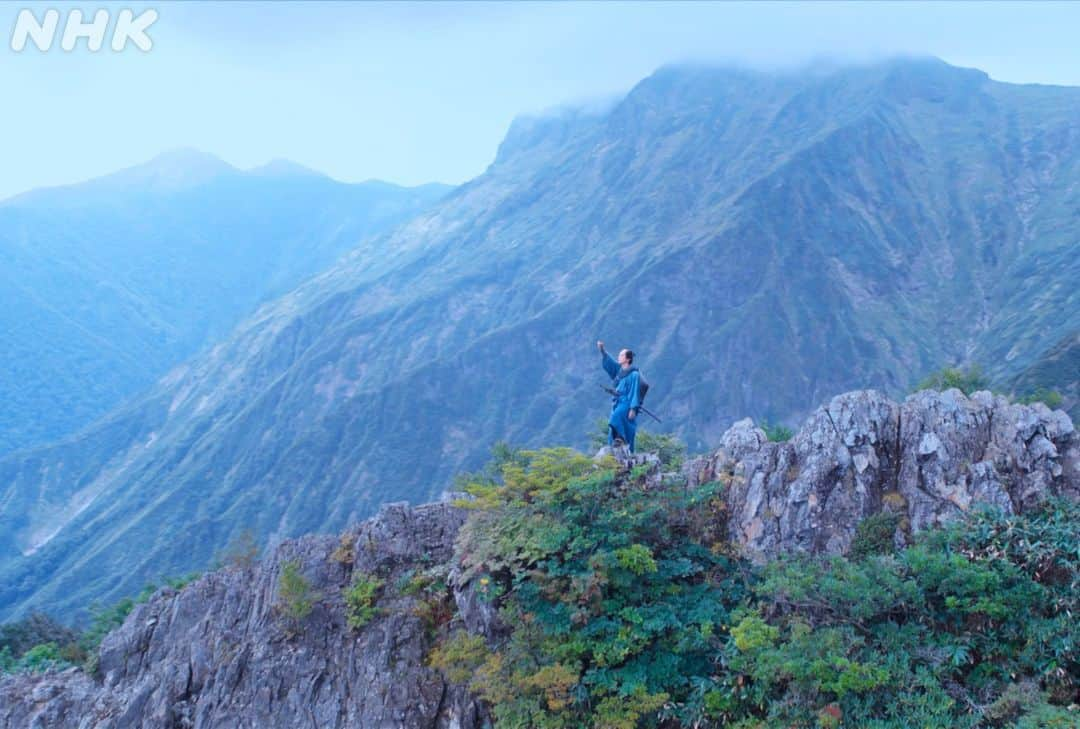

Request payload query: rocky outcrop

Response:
[2,388,1076,727]
[683,388,1079,562]
[0,502,492,729]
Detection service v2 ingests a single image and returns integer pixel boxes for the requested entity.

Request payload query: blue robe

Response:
[601,351,642,453]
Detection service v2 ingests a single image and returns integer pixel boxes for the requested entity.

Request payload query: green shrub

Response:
[427,631,490,685]
[344,572,384,630]
[14,642,70,674]
[1016,387,1064,409]
[914,363,990,395]
[0,611,79,657]
[758,418,793,442]
[849,511,900,559]
[276,559,318,625]
[635,430,688,468]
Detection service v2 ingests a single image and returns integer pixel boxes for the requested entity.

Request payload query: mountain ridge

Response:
[0,155,452,455]
[0,57,1076,623]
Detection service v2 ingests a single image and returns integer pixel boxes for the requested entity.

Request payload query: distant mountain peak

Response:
[1,148,237,205]
[144,146,232,170]
[80,147,240,194]
[246,158,330,180]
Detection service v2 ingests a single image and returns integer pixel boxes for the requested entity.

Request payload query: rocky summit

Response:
[1,387,1075,728]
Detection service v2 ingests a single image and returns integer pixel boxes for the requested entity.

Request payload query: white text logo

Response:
[11,8,157,52]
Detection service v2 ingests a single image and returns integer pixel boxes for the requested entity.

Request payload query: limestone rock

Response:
[683,388,1078,562]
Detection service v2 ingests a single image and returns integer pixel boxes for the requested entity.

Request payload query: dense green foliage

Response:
[0,611,78,658]
[434,445,751,727]
[431,443,1079,728]
[725,496,1078,727]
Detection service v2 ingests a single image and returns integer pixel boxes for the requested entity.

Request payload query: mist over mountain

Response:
[0,57,1077,623]
[0,152,450,455]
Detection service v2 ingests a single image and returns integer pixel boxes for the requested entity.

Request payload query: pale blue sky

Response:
[3,1,1079,199]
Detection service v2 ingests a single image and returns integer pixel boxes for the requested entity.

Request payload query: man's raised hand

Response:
[597,340,604,352]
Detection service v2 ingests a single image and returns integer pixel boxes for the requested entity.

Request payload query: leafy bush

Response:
[276,559,319,628]
[757,418,793,442]
[635,431,688,469]
[344,572,384,630]
[719,496,1079,727]
[440,446,752,727]
[11,642,71,674]
[914,363,991,395]
[849,511,901,560]
[1016,387,1064,409]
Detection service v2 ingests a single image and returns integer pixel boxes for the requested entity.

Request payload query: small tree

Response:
[217,527,261,569]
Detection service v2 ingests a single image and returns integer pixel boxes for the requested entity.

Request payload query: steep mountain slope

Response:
[0,150,450,455]
[1007,331,1080,422]
[1,58,1077,623]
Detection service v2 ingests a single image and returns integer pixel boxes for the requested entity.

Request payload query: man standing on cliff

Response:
[597,340,643,453]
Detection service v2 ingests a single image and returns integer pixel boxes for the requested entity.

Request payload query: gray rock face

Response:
[1,388,1075,726]
[0,501,491,729]
[683,388,1079,562]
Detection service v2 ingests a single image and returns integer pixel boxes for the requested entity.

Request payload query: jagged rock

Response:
[0,502,492,729]
[2,388,1075,726]
[683,388,1078,562]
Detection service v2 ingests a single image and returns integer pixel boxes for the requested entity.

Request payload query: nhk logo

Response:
[10,8,157,52]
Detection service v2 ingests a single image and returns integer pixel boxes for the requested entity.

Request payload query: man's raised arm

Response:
[597,340,618,379]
